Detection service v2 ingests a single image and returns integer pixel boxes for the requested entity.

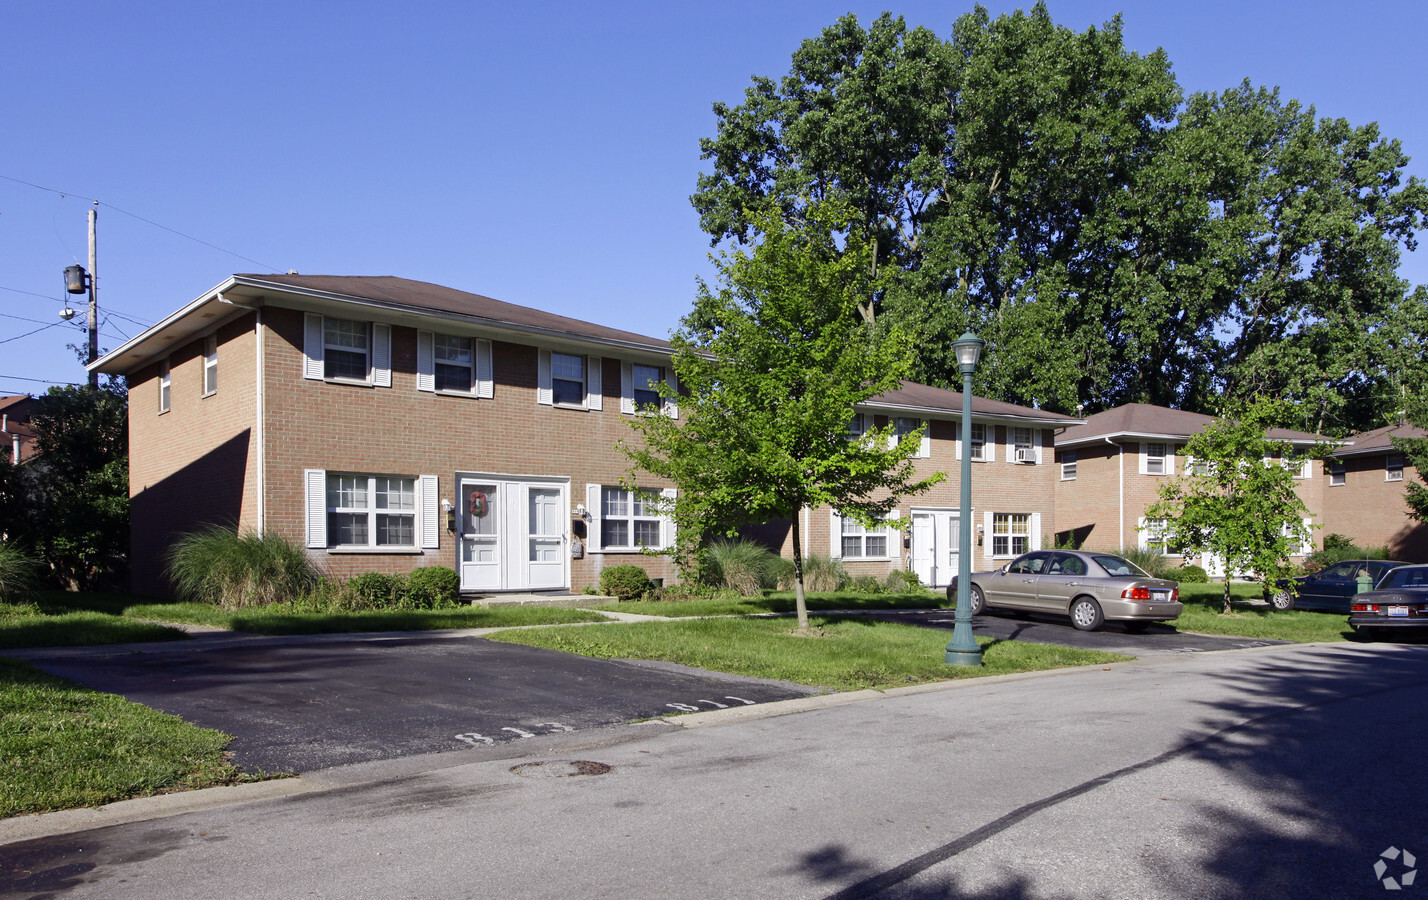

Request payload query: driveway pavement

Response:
[853,608,1292,655]
[9,630,816,773]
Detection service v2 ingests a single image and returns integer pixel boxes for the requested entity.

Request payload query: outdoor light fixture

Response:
[946,330,985,666]
[441,498,455,533]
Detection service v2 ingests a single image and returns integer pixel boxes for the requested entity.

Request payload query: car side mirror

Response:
[1000,564,1010,575]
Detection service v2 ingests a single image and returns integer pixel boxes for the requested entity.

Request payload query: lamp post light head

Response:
[953,331,984,375]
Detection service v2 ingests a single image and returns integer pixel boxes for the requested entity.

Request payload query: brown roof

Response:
[236,274,673,352]
[863,381,1080,423]
[1057,402,1323,447]
[1334,422,1428,457]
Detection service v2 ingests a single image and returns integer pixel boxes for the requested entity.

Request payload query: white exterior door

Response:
[457,474,569,592]
[910,509,962,588]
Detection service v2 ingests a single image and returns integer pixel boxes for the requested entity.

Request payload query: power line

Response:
[0,174,282,272]
[0,322,66,345]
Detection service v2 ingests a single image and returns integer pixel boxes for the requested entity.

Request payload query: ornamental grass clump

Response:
[0,542,40,604]
[704,539,783,596]
[784,555,848,592]
[165,526,321,609]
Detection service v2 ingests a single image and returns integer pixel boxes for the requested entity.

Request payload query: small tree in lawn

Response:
[621,202,944,632]
[1146,398,1319,614]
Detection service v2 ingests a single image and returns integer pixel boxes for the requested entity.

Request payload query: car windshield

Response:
[1380,567,1428,589]
[1092,555,1149,578]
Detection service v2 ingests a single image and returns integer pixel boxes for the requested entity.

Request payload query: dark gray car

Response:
[950,550,1182,632]
[1270,559,1410,612]
[1348,564,1428,638]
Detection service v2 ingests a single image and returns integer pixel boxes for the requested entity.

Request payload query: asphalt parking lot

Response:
[858,608,1292,655]
[12,632,816,774]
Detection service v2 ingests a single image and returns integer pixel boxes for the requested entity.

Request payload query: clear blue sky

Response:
[3,0,1424,397]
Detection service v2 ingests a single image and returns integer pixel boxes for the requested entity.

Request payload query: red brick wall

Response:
[128,315,260,596]
[1322,455,1428,561]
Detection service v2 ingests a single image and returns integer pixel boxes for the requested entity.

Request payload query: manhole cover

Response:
[510,760,612,778]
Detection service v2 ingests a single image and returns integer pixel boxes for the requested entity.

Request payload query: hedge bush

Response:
[346,572,407,608]
[407,566,460,608]
[600,564,651,601]
[1174,564,1210,584]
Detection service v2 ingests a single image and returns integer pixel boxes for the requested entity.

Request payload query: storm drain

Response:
[510,760,612,778]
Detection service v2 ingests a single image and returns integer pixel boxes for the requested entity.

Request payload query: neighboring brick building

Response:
[1053,404,1325,573]
[755,382,1078,588]
[0,395,38,464]
[1324,423,1428,561]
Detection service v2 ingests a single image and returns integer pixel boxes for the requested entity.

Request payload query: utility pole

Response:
[87,204,98,388]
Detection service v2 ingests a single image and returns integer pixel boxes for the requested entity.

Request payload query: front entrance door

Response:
[458,474,569,592]
[910,509,962,588]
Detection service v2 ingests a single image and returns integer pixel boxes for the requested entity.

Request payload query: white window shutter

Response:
[416,331,435,393]
[1034,429,1044,465]
[372,324,392,387]
[1137,442,1149,475]
[984,425,996,462]
[661,487,677,550]
[1136,516,1149,550]
[585,484,602,551]
[955,423,963,460]
[587,356,603,410]
[538,350,553,406]
[305,469,327,548]
[1030,512,1042,551]
[829,510,842,559]
[920,422,931,459]
[419,475,439,549]
[983,510,994,561]
[665,370,679,419]
[886,509,902,554]
[475,340,493,398]
[620,361,635,414]
[303,313,324,380]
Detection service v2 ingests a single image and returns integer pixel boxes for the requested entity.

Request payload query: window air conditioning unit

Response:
[1015,448,1036,464]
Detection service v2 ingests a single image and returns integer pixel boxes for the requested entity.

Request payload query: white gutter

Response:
[1109,436,1124,548]
[255,308,265,532]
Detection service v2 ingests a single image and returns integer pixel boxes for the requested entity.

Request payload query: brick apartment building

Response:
[1325,423,1428,561]
[92,275,1077,598]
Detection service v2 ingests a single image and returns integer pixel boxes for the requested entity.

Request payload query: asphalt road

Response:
[5,641,1425,899]
[12,632,816,773]
[859,608,1292,655]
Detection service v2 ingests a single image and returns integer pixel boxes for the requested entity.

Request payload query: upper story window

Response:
[1011,427,1037,464]
[1141,442,1168,475]
[434,335,474,392]
[1329,462,1346,486]
[1387,453,1405,482]
[303,313,392,387]
[1185,455,1209,477]
[1059,449,1077,480]
[1287,455,1313,479]
[158,359,171,414]
[551,352,585,406]
[848,413,869,441]
[955,422,987,460]
[894,417,930,458]
[324,318,369,380]
[202,336,218,397]
[632,364,662,410]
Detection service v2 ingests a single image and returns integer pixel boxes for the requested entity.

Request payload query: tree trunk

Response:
[1222,574,1232,615]
[790,512,809,633]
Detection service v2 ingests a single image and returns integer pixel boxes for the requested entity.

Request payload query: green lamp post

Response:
[945,331,985,666]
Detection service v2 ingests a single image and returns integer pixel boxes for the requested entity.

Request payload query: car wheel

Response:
[1123,621,1150,634]
[967,585,987,616]
[1270,590,1295,611]
[1070,597,1104,632]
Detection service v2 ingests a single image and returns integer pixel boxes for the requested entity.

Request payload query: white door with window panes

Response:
[457,474,568,592]
[911,509,962,588]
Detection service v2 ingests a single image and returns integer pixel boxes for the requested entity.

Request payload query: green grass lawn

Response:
[0,658,254,818]
[596,590,946,618]
[489,615,1130,692]
[1173,583,1354,642]
[0,591,608,648]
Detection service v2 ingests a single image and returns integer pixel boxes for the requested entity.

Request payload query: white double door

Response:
[910,509,962,588]
[457,474,568,592]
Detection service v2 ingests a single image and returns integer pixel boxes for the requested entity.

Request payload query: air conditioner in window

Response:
[1015,448,1037,464]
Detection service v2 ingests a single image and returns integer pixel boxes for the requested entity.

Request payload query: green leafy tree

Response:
[1146,399,1320,614]
[1393,399,1428,523]
[17,384,129,589]
[621,202,944,631]
[694,4,1428,431]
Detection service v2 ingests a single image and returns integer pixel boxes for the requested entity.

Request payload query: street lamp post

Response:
[945,331,984,666]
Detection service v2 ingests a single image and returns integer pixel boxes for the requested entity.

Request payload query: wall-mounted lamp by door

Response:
[441,498,455,533]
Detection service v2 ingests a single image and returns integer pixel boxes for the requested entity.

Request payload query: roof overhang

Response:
[1056,428,1327,450]
[90,275,675,376]
[860,398,1080,425]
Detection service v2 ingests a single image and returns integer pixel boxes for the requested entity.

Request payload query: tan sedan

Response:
[949,550,1182,632]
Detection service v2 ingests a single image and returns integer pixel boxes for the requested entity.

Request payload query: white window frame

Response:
[324,473,421,550]
[303,313,391,387]
[202,335,218,397]
[597,487,667,550]
[417,331,493,398]
[991,513,1031,558]
[894,417,930,458]
[1060,448,1077,481]
[323,317,371,382]
[832,511,898,560]
[1387,453,1405,482]
[620,360,676,417]
[1009,427,1039,464]
[1140,441,1169,476]
[848,413,869,441]
[1185,455,1209,477]
[955,422,989,461]
[1285,454,1312,479]
[538,350,601,410]
[1138,517,1175,557]
[1329,461,1346,486]
[158,358,171,414]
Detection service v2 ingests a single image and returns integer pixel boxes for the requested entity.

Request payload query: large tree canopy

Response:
[694,3,1428,434]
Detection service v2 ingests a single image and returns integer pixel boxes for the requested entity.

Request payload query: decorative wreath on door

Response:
[469,491,488,519]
